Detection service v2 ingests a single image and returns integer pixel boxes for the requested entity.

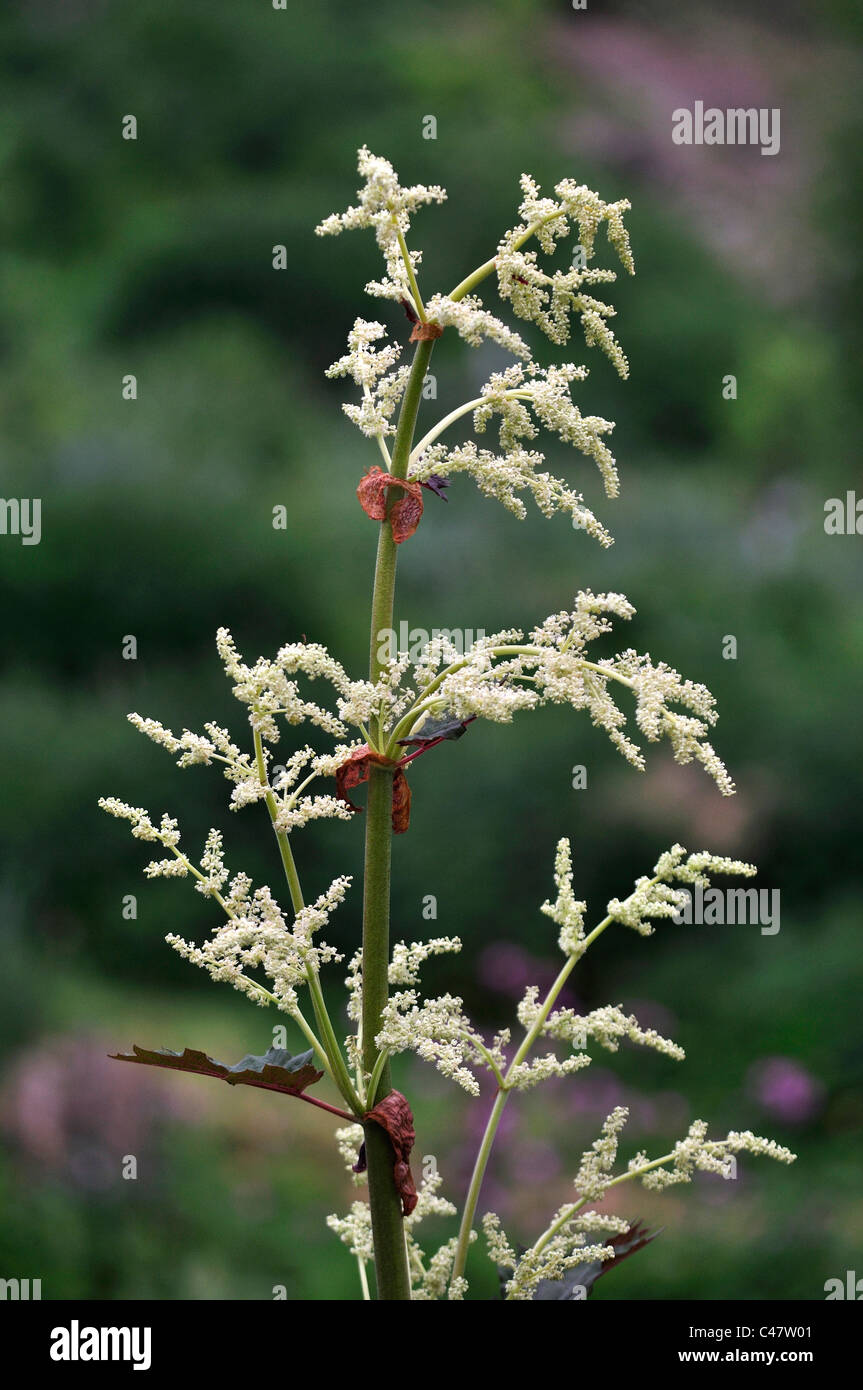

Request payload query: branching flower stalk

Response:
[100,147,795,1303]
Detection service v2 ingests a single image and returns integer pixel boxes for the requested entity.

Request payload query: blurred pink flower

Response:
[746,1056,823,1125]
[0,1032,193,1190]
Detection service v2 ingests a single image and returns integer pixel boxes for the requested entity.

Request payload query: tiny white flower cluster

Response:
[484,1208,625,1302]
[574,1106,795,1206]
[334,1123,366,1186]
[387,936,464,986]
[543,835,757,951]
[511,995,684,1093]
[335,651,416,730]
[376,986,510,1097]
[573,1104,631,1201]
[540,837,586,955]
[318,151,634,556]
[412,439,611,542]
[484,1103,794,1299]
[216,626,350,742]
[328,1165,470,1300]
[98,794,349,1014]
[423,291,531,359]
[607,843,757,937]
[630,1121,797,1190]
[166,872,351,1016]
[216,625,419,759]
[325,318,411,439]
[496,173,634,374]
[400,592,735,794]
[405,1169,467,1302]
[127,704,358,831]
[269,745,356,834]
[326,1200,373,1263]
[471,362,619,495]
[315,146,446,313]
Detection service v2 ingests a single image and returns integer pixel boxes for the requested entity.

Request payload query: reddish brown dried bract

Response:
[365,1090,418,1217]
[357,467,424,544]
[334,745,412,834]
[409,320,444,341]
[390,768,411,834]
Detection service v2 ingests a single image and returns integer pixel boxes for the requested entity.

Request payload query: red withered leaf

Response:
[334,745,412,834]
[364,1090,418,1217]
[356,467,424,544]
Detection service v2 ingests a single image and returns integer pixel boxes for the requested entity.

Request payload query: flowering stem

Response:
[362,334,435,1300]
[449,909,621,1289]
[396,225,427,322]
[366,1046,390,1109]
[387,646,638,752]
[526,1150,678,1271]
[448,212,564,303]
[409,396,485,464]
[253,729,363,1115]
[453,1086,508,1278]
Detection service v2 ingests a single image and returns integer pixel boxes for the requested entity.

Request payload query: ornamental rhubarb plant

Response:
[100,146,794,1302]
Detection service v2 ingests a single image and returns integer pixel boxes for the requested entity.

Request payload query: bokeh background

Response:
[1,0,861,1300]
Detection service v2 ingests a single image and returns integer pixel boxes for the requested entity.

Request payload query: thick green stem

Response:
[361,764,407,1300]
[362,335,435,1301]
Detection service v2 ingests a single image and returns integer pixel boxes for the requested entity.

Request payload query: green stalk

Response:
[362,334,435,1300]
[253,729,362,1113]
[449,907,624,1288]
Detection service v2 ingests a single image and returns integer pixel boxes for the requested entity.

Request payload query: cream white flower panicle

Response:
[485,1103,794,1300]
[487,1204,626,1302]
[496,173,634,375]
[413,440,612,542]
[607,843,757,937]
[631,1121,797,1191]
[465,362,619,493]
[317,150,638,547]
[98,786,351,1016]
[334,1124,366,1185]
[422,292,532,359]
[410,359,620,537]
[376,990,510,1097]
[328,1164,468,1300]
[123,626,373,832]
[326,1201,374,1264]
[540,837,586,955]
[393,592,735,794]
[325,318,410,440]
[372,935,509,1095]
[315,146,446,312]
[216,626,350,743]
[508,992,683,1093]
[165,873,351,1015]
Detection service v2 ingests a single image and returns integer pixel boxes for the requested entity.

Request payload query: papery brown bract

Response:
[363,1089,418,1217]
[357,466,424,544]
[335,745,412,833]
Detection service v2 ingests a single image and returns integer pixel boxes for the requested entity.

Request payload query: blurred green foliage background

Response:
[0,0,861,1300]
